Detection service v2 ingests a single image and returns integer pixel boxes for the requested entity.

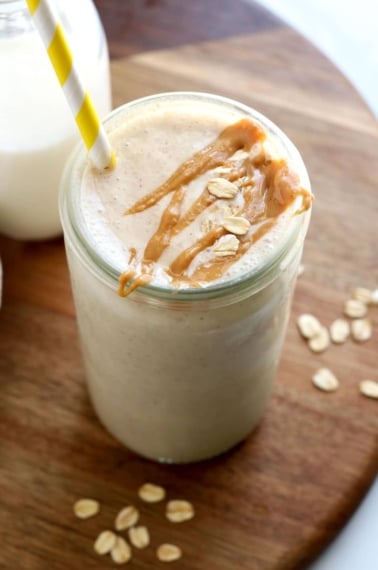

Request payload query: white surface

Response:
[248,1,378,569]
[308,481,378,570]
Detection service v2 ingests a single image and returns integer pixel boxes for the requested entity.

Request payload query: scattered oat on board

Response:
[312,368,339,392]
[297,264,305,276]
[207,177,238,199]
[359,380,378,400]
[329,318,350,344]
[351,318,372,342]
[138,482,166,503]
[223,215,251,236]
[115,505,139,531]
[166,500,195,523]
[297,314,322,339]
[157,544,182,562]
[94,530,117,555]
[344,299,367,318]
[129,526,150,549]
[352,287,372,305]
[73,498,100,519]
[308,326,330,353]
[111,537,132,565]
[213,234,239,257]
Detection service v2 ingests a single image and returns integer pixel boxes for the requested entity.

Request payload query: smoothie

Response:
[61,92,312,463]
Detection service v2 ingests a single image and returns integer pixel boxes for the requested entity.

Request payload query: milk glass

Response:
[0,0,111,240]
[60,93,311,464]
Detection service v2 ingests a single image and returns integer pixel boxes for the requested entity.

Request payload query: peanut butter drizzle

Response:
[169,226,225,277]
[118,119,312,296]
[181,219,276,284]
[144,186,186,261]
[118,247,150,297]
[124,119,265,215]
[172,190,217,236]
[118,271,153,297]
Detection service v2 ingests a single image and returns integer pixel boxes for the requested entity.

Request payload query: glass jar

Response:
[60,92,311,463]
[0,0,111,240]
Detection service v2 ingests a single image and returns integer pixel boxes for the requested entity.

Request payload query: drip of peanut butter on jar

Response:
[118,119,312,297]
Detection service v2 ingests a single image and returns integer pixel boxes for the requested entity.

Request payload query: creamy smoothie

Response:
[60,93,312,463]
[0,0,111,240]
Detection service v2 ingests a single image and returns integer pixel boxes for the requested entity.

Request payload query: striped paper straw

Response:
[26,0,116,170]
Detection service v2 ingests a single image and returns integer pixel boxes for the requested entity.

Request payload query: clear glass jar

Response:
[60,92,311,463]
[0,0,111,240]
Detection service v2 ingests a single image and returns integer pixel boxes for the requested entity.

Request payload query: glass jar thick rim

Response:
[60,91,311,305]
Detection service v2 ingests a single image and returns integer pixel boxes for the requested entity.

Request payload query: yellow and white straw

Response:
[26,0,115,170]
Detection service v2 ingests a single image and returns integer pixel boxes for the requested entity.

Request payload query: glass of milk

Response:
[60,92,312,464]
[0,0,112,240]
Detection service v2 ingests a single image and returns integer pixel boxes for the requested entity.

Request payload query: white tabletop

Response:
[247,0,378,568]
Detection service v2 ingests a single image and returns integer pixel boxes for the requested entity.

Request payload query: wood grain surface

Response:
[1,1,377,569]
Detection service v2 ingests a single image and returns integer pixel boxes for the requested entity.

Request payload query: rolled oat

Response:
[207,178,238,199]
[344,299,367,318]
[73,499,100,519]
[297,314,322,339]
[94,530,117,555]
[359,380,378,399]
[308,326,330,353]
[166,500,195,523]
[111,537,132,565]
[329,318,350,344]
[312,368,339,392]
[157,543,182,562]
[115,506,139,531]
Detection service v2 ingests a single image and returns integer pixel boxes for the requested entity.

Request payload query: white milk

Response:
[0,2,111,240]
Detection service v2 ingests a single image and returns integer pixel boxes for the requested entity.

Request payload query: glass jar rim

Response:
[60,91,311,305]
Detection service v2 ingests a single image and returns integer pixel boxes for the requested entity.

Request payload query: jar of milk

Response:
[0,0,111,240]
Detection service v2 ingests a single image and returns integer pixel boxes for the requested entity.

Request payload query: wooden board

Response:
[0,1,377,568]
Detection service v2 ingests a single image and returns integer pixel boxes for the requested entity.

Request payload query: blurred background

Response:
[250,1,378,569]
[254,0,378,116]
